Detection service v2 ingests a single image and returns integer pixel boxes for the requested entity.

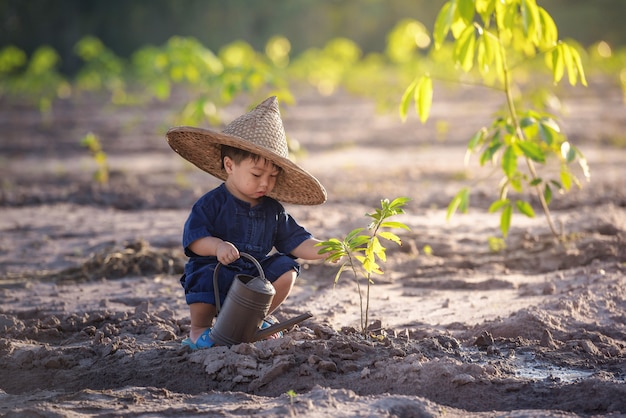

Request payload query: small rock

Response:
[452,373,476,385]
[474,331,494,348]
[317,360,337,372]
[579,339,602,357]
[540,329,557,349]
[542,282,556,295]
[135,301,150,315]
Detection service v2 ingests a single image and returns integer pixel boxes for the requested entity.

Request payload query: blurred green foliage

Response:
[0,0,624,126]
[1,0,624,75]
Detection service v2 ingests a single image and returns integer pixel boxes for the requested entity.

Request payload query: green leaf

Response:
[515,200,536,217]
[550,45,564,84]
[540,116,561,131]
[521,0,541,43]
[568,44,588,86]
[480,140,502,166]
[434,2,454,49]
[573,48,588,87]
[345,228,365,242]
[520,0,533,36]
[493,42,505,83]
[450,4,470,39]
[538,122,556,146]
[467,128,486,152]
[369,236,386,262]
[502,145,517,178]
[500,204,512,237]
[457,0,475,25]
[537,7,558,49]
[560,167,573,191]
[475,0,495,22]
[454,25,476,72]
[544,183,553,205]
[380,221,410,230]
[415,75,433,123]
[517,140,546,163]
[347,235,371,249]
[378,231,402,246]
[510,175,523,193]
[359,255,382,275]
[488,198,510,213]
[446,187,470,220]
[519,116,535,129]
[400,78,418,121]
[389,196,411,208]
[561,43,577,86]
[477,31,492,75]
[332,263,349,285]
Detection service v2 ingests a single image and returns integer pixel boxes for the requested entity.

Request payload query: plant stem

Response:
[346,251,365,334]
[497,25,561,240]
[364,273,371,337]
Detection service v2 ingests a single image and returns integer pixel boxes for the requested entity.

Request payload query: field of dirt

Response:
[1,83,625,417]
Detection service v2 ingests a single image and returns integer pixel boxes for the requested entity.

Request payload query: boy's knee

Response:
[272,270,296,290]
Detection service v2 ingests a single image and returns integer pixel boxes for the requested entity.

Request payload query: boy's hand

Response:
[216,241,240,265]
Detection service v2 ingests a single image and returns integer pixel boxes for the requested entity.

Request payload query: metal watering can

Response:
[209,252,312,346]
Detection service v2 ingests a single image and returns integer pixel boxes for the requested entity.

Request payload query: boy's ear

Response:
[223,156,234,173]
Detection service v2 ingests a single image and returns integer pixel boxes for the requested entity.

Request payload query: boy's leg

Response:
[189,302,217,343]
[269,269,297,314]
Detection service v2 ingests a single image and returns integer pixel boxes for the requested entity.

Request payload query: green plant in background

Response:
[131,36,293,126]
[289,37,363,97]
[317,197,410,337]
[401,0,590,241]
[0,45,69,116]
[80,132,109,184]
[74,36,127,104]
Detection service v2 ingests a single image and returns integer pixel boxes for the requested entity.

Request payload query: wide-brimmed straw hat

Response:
[166,96,326,205]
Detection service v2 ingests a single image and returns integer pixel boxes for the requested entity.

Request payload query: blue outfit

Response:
[180,183,312,306]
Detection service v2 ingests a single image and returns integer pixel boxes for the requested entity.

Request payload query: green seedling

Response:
[401,0,590,241]
[80,132,109,184]
[285,389,297,405]
[317,197,410,337]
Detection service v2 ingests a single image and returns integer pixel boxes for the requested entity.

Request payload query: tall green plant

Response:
[317,197,410,337]
[401,0,590,240]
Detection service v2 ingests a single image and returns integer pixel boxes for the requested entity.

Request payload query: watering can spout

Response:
[252,312,313,342]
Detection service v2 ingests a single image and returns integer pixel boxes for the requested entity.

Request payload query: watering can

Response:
[209,252,313,346]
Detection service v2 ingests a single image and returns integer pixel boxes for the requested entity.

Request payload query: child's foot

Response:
[181,328,214,350]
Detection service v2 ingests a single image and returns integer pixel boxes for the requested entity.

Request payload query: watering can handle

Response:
[213,252,265,314]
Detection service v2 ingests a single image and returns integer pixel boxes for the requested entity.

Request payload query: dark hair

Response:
[220,145,282,172]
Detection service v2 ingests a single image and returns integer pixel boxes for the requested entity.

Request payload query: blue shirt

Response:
[183,183,312,269]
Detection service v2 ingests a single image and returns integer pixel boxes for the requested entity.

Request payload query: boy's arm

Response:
[290,238,326,261]
[189,237,240,265]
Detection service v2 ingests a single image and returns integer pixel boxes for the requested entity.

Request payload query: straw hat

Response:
[166,96,326,205]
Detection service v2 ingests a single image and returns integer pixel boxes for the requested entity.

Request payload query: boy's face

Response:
[223,155,280,204]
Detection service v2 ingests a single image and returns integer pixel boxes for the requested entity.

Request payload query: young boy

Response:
[166,96,328,349]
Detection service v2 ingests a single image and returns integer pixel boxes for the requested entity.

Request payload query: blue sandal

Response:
[261,316,283,339]
[181,328,215,350]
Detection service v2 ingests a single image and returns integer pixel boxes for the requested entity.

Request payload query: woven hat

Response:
[166,96,326,205]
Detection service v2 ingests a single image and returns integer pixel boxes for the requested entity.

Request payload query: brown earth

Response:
[0,84,625,417]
